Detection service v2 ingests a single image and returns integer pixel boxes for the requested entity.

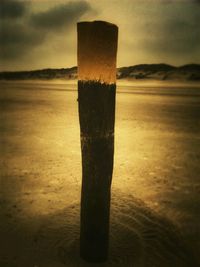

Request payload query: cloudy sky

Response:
[0,0,200,71]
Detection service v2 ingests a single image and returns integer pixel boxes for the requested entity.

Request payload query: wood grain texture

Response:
[78,81,116,262]
[77,20,118,262]
[77,21,118,84]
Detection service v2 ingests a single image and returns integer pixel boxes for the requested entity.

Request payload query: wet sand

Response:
[0,80,200,266]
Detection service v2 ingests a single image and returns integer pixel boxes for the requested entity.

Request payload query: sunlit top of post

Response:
[77,21,118,84]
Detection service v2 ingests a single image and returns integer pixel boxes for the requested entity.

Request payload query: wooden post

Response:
[77,21,118,262]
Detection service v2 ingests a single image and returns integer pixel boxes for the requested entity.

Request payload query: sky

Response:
[0,0,200,71]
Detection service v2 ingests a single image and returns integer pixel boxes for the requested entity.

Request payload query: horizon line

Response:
[1,62,200,73]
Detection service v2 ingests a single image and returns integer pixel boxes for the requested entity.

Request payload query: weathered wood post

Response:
[77,21,118,262]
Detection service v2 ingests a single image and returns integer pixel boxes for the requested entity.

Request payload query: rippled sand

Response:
[0,80,200,266]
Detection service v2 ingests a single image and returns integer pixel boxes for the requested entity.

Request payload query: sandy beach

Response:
[0,80,200,267]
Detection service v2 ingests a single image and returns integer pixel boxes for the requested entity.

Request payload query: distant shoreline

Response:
[0,64,200,82]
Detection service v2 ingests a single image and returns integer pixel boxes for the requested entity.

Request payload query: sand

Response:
[0,80,200,267]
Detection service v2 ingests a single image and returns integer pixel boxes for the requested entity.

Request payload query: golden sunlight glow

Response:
[77,21,118,84]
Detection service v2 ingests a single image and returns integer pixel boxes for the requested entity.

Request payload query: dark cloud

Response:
[1,0,199,69]
[0,1,92,61]
[0,22,42,46]
[140,3,200,58]
[0,21,45,60]
[30,1,92,30]
[0,0,27,19]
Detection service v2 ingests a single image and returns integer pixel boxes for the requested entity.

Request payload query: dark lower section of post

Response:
[78,81,116,262]
[80,136,113,262]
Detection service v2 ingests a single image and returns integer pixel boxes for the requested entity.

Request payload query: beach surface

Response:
[0,80,200,267]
